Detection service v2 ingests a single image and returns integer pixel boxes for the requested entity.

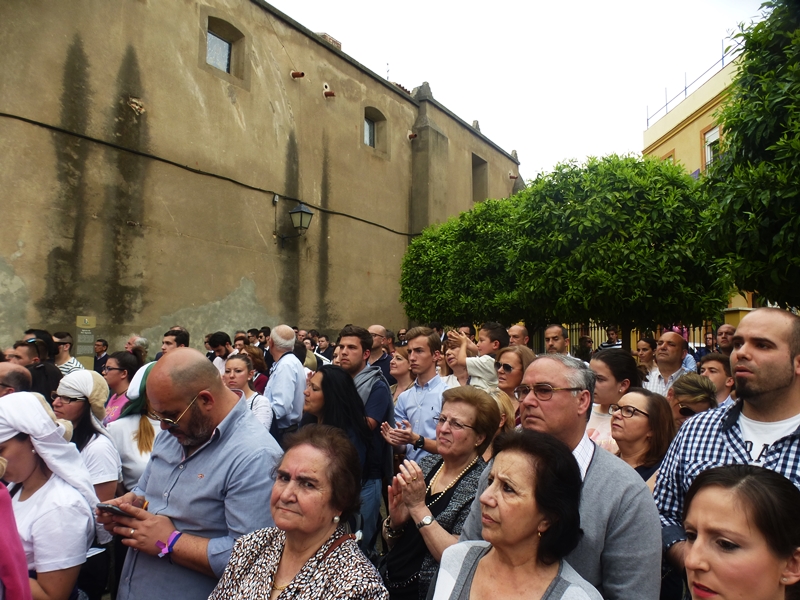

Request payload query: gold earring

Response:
[537,531,542,538]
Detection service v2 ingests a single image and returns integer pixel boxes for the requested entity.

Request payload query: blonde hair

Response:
[489,388,516,433]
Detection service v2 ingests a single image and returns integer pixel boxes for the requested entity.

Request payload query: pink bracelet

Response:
[156,530,182,558]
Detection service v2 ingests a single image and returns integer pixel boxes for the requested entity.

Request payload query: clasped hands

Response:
[387,459,427,526]
[95,492,177,556]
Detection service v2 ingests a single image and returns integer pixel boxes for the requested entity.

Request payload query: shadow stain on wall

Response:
[139,278,277,351]
[315,131,331,330]
[102,45,149,325]
[278,130,300,325]
[38,34,91,322]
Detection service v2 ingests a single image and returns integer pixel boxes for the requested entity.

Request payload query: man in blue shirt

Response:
[381,326,445,461]
[265,324,306,446]
[98,348,283,600]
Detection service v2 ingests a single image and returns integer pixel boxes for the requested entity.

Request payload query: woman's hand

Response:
[397,460,427,509]
[387,476,410,526]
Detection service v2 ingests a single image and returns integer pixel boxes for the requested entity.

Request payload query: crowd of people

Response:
[1,309,799,600]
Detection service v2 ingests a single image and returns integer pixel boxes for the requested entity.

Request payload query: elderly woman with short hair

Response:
[209,424,388,599]
[382,386,500,600]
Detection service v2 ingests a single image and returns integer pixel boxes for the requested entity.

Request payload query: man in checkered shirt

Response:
[655,307,800,572]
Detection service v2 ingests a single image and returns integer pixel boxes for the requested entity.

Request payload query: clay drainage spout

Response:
[291,71,305,78]
[324,90,335,98]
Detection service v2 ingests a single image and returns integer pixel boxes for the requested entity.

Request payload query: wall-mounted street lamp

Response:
[273,197,314,247]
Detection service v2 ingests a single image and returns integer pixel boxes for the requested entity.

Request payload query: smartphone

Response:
[97,503,133,517]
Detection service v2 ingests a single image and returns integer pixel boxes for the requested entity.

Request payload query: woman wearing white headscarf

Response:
[0,392,96,600]
[53,371,122,503]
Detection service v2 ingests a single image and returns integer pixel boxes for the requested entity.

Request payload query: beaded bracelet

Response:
[156,530,183,558]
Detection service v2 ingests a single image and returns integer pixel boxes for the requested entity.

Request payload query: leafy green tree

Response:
[704,0,800,307]
[512,155,731,346]
[400,198,523,325]
[401,155,732,347]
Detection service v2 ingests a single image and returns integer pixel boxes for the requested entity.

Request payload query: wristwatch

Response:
[413,435,425,450]
[416,515,435,529]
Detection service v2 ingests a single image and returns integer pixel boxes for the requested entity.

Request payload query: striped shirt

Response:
[654,401,800,549]
[642,366,687,396]
[57,356,85,376]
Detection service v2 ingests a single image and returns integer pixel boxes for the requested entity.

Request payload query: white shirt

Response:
[738,411,800,465]
[107,415,160,491]
[573,432,596,481]
[82,434,122,486]
[12,474,94,573]
[465,354,499,388]
[241,391,273,430]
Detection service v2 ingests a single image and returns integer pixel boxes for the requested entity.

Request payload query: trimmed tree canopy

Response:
[401,155,731,334]
[704,0,800,306]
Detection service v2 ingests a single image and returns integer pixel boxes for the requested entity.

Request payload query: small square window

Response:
[206,31,231,73]
[364,118,376,147]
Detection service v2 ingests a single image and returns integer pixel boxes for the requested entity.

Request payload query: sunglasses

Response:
[494,362,516,374]
[51,392,87,404]
[677,403,699,417]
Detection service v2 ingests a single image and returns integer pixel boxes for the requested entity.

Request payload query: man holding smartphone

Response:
[96,349,283,600]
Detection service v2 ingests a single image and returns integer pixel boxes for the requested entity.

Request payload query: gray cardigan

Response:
[460,444,661,600]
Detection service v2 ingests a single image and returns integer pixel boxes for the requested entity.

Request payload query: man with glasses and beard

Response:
[96,348,283,600]
[460,353,661,600]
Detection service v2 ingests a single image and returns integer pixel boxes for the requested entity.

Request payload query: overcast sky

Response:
[268,0,765,179]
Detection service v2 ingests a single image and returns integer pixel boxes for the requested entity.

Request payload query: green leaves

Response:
[401,155,732,330]
[703,0,800,307]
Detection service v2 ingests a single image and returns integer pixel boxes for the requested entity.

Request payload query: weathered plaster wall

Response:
[0,0,520,350]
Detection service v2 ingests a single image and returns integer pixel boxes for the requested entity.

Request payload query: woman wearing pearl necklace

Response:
[381,386,500,600]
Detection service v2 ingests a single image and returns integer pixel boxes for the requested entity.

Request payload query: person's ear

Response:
[780,547,800,586]
[620,379,631,394]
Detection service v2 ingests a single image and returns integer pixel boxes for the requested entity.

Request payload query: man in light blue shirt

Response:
[264,324,306,446]
[381,326,445,461]
[98,348,283,600]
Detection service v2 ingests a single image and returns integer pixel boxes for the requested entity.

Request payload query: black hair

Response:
[458,322,477,338]
[338,325,373,354]
[96,339,108,348]
[247,328,259,336]
[109,350,144,383]
[260,326,271,336]
[638,337,657,352]
[164,329,190,347]
[208,331,231,348]
[492,430,583,565]
[70,402,97,452]
[480,321,510,349]
[24,329,56,360]
[592,348,642,388]
[314,365,372,453]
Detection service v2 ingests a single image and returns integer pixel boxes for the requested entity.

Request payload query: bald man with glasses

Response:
[97,348,283,600]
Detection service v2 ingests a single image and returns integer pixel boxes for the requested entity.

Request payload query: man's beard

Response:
[175,404,214,448]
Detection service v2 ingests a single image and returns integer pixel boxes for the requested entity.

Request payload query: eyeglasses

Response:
[435,415,475,431]
[495,362,516,374]
[513,384,584,401]
[609,404,649,418]
[102,366,125,373]
[0,382,14,390]
[147,392,203,428]
[51,392,88,404]
[677,403,699,417]
[370,333,384,339]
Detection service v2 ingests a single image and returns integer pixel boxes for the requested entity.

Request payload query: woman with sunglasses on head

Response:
[494,345,535,425]
[588,349,642,453]
[102,348,145,426]
[683,465,800,600]
[381,386,500,600]
[609,388,676,490]
[0,392,98,600]
[224,352,273,430]
[667,373,717,430]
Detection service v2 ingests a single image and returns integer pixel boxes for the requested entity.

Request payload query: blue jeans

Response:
[359,478,382,557]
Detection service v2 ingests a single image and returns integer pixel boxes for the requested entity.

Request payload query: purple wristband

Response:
[156,530,182,558]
